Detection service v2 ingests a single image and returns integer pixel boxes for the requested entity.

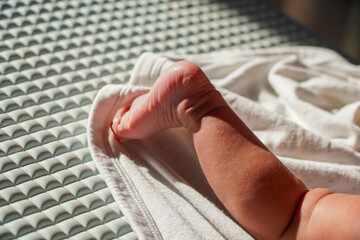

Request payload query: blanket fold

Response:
[88,47,360,239]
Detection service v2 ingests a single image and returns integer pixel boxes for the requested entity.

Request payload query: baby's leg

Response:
[112,61,308,239]
[112,61,229,210]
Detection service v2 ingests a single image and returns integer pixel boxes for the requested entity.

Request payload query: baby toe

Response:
[111,106,130,136]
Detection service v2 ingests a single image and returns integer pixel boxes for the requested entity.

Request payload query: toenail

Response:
[109,121,123,142]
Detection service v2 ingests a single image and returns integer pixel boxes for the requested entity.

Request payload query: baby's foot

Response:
[111,61,226,140]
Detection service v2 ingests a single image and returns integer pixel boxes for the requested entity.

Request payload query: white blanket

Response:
[88,47,360,239]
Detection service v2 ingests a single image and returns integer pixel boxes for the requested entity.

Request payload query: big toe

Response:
[111,106,130,137]
[111,93,157,140]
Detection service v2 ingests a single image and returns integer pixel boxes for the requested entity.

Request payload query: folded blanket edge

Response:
[87,85,163,240]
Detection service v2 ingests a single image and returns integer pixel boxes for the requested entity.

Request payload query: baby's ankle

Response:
[159,61,227,132]
[177,89,226,132]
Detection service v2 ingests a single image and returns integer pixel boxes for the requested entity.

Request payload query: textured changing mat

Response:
[0,0,327,239]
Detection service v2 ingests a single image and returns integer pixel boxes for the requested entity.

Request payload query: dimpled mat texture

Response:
[0,0,327,239]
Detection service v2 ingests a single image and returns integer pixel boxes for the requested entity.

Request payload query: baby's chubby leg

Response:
[111,61,230,211]
[111,61,308,239]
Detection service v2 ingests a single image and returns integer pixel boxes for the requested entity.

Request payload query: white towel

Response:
[88,47,360,239]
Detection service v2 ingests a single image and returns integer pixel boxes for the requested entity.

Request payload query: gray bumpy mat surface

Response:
[0,0,326,239]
